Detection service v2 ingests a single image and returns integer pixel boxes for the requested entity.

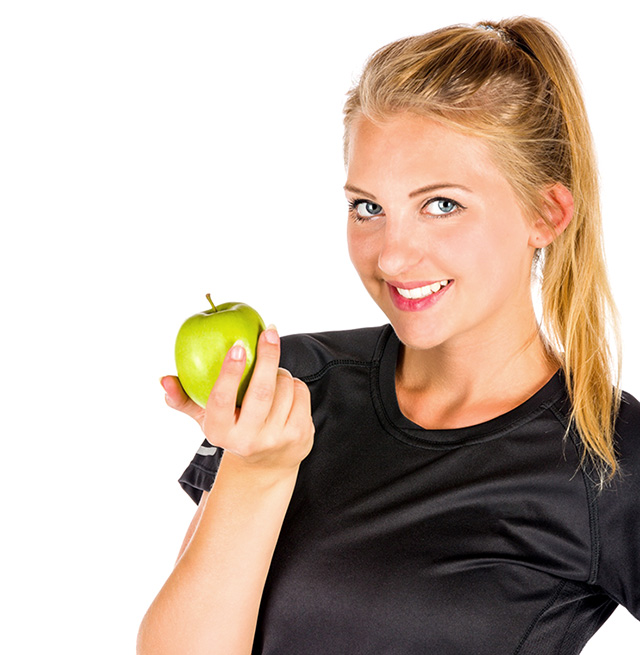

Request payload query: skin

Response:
[345,112,573,429]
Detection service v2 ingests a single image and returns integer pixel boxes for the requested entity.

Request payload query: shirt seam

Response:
[186,462,219,475]
[548,404,601,586]
[371,361,567,451]
[513,580,567,655]
[555,591,582,655]
[297,359,374,384]
[381,396,565,450]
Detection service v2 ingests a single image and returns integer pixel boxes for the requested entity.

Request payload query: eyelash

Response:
[347,197,466,222]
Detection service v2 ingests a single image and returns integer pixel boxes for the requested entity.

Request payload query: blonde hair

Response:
[344,17,622,480]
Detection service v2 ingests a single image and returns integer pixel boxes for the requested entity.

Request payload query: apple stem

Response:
[206,294,217,312]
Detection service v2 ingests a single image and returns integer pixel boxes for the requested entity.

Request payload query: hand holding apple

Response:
[164,313,315,475]
[174,294,266,407]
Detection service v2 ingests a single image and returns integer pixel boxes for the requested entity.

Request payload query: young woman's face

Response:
[345,113,544,352]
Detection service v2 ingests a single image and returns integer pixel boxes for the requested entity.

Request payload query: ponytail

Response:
[500,18,621,481]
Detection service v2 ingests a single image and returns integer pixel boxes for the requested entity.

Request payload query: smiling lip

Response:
[387,279,452,311]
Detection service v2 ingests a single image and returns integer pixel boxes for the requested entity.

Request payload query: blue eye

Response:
[349,200,384,220]
[425,198,460,216]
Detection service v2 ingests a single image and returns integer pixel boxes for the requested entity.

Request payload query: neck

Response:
[395,315,559,429]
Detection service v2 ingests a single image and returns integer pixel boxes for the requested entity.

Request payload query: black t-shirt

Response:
[179,325,640,654]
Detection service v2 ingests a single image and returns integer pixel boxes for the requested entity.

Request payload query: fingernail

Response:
[159,376,167,390]
[229,340,246,360]
[264,324,279,344]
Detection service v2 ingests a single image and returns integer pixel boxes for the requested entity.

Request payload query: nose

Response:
[377,219,425,277]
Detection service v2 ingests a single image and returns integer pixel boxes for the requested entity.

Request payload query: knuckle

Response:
[286,414,314,439]
[293,377,310,394]
[235,440,260,459]
[203,418,234,446]
[275,373,294,395]
[209,389,236,408]
[298,423,315,444]
[293,416,315,443]
[249,382,274,403]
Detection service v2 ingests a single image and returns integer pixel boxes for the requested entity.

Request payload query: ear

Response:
[528,183,574,248]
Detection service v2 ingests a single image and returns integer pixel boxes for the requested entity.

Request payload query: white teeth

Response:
[396,280,449,299]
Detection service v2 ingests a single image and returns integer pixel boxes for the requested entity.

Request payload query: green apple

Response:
[174,294,266,407]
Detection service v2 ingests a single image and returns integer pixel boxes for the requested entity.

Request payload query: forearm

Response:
[137,454,299,655]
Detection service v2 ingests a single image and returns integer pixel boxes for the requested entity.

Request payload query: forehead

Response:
[346,113,501,188]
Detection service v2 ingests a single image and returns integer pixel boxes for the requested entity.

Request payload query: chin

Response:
[389,320,449,352]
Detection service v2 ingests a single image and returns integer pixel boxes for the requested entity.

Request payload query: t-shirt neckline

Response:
[372,324,567,449]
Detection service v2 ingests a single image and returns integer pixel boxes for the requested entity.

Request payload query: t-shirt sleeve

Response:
[178,439,224,505]
[595,392,640,620]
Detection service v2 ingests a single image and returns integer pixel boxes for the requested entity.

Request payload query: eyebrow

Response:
[343,183,472,199]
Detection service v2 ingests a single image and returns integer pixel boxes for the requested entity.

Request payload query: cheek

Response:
[441,221,532,285]
[468,222,535,289]
[347,224,378,273]
[491,216,537,271]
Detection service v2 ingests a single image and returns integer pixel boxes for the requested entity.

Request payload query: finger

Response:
[287,378,313,430]
[161,375,205,423]
[239,326,281,426]
[265,367,295,427]
[203,341,247,434]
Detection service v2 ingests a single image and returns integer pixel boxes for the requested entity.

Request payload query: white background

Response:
[1,1,638,652]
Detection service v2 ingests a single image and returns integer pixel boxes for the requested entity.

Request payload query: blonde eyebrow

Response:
[407,183,472,198]
[343,183,472,199]
[344,184,378,200]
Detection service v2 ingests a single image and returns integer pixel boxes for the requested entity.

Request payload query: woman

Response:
[138,17,639,654]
